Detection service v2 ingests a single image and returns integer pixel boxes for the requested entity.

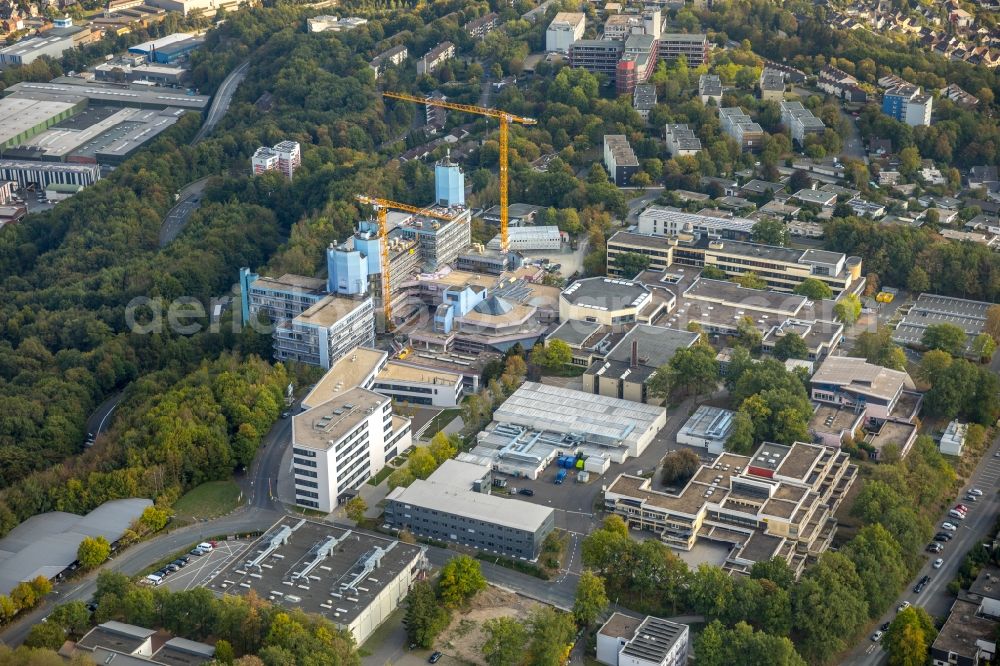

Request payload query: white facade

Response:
[939,420,967,456]
[372,361,464,407]
[677,405,735,455]
[292,388,412,512]
[252,141,300,179]
[487,225,562,251]
[637,206,755,238]
[546,12,585,52]
[273,294,376,369]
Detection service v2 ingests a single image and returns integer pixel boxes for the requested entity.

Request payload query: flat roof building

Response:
[678,405,736,455]
[301,346,387,409]
[759,68,786,101]
[597,613,689,666]
[780,100,825,145]
[274,294,376,369]
[719,107,764,152]
[658,33,708,66]
[604,134,639,186]
[635,207,754,241]
[633,84,657,120]
[0,25,91,66]
[569,39,624,77]
[3,81,209,111]
[546,11,585,52]
[811,356,919,424]
[0,159,101,188]
[292,387,411,511]
[487,225,561,251]
[698,74,722,105]
[664,124,701,157]
[584,324,699,404]
[208,517,427,645]
[893,293,991,356]
[386,459,555,559]
[605,441,857,576]
[372,360,464,408]
[560,277,660,326]
[0,96,83,151]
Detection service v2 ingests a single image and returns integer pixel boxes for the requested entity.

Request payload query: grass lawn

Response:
[423,408,461,437]
[367,465,395,486]
[172,480,242,520]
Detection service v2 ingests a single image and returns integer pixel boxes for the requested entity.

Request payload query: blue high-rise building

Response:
[327,243,368,296]
[434,151,465,207]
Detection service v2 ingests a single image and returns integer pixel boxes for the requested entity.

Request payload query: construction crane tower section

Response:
[382,91,537,254]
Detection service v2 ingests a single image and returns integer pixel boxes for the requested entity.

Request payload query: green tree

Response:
[572,570,608,627]
[437,555,487,608]
[660,449,702,486]
[686,564,733,619]
[885,606,936,666]
[48,601,91,637]
[751,218,789,246]
[841,524,909,619]
[732,272,768,290]
[792,278,833,300]
[772,333,809,361]
[482,617,528,666]
[971,333,996,361]
[24,621,66,650]
[750,557,796,590]
[702,265,728,280]
[833,294,862,326]
[215,639,235,665]
[852,328,906,370]
[139,506,169,533]
[666,344,719,398]
[907,265,930,293]
[531,340,573,371]
[344,496,367,523]
[428,431,459,464]
[985,304,1000,342]
[407,447,438,480]
[922,323,968,356]
[527,606,576,666]
[387,466,414,490]
[792,552,868,664]
[403,581,450,648]
[613,252,652,278]
[77,536,111,569]
[736,316,763,350]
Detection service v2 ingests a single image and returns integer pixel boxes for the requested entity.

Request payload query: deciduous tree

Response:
[77,536,111,570]
[437,555,487,608]
[482,617,528,666]
[572,570,608,627]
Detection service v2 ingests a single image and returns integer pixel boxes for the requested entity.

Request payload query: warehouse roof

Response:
[4,81,209,110]
[0,498,152,596]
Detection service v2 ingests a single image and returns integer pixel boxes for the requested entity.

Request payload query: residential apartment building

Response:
[817,65,868,103]
[759,68,786,101]
[273,294,376,369]
[698,74,722,105]
[616,34,658,94]
[292,387,411,511]
[606,231,864,296]
[597,614,689,666]
[664,124,702,157]
[464,12,498,38]
[882,84,933,126]
[251,140,301,179]
[569,39,623,76]
[416,41,454,75]
[603,135,639,186]
[546,12,585,52]
[780,101,825,145]
[658,33,708,65]
[719,107,765,152]
[385,459,555,559]
[371,361,463,407]
[636,207,755,240]
[369,44,407,78]
[605,441,857,576]
[633,84,657,120]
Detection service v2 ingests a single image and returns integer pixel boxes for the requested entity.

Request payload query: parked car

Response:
[880,621,891,632]
[913,581,927,593]
[966,494,978,502]
[897,601,910,613]
[934,532,953,541]
[926,543,943,553]
[166,564,180,573]
[933,558,944,569]
[955,504,969,513]
[949,510,966,521]
[197,542,214,552]
[190,547,206,556]
[281,411,290,419]
[428,652,443,664]
[517,488,534,496]
[969,488,983,496]
[942,522,957,531]
[871,630,883,642]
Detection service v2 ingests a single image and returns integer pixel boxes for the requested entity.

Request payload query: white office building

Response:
[546,12,585,52]
[637,206,755,239]
[597,613,689,666]
[372,361,464,408]
[273,294,376,369]
[291,387,412,511]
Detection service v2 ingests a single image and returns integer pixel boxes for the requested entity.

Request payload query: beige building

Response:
[605,441,857,576]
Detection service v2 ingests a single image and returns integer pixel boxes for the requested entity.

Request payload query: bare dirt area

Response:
[434,586,541,664]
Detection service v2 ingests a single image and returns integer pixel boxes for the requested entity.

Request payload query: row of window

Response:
[293,447,316,458]
[294,456,317,468]
[294,467,317,478]
[296,479,319,489]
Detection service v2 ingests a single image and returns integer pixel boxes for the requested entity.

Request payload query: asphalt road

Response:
[845,434,1000,665]
[84,390,125,441]
[158,178,209,246]
[193,60,250,144]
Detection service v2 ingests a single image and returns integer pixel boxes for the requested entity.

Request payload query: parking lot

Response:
[156,539,252,592]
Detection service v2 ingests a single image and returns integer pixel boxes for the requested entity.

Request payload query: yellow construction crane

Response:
[354,194,459,328]
[382,91,537,254]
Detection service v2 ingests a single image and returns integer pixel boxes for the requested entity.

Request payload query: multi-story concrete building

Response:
[583,324,699,404]
[633,84,657,120]
[759,68,786,101]
[416,41,455,75]
[371,361,463,407]
[240,270,326,325]
[603,135,639,186]
[0,160,101,188]
[658,33,708,65]
[560,277,663,326]
[464,12,499,37]
[395,208,472,270]
[664,124,702,157]
[616,34,658,94]
[273,294,376,369]
[698,74,722,105]
[546,12,585,52]
[882,84,933,126]
[385,459,555,559]
[605,441,858,576]
[780,101,825,145]
[251,140,300,179]
[810,356,920,423]
[369,44,408,78]
[292,387,411,511]
[569,39,624,76]
[719,107,765,152]
[597,614,689,666]
[636,207,754,240]
[602,8,661,41]
[606,231,864,296]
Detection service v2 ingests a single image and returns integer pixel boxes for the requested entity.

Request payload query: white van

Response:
[146,574,164,586]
